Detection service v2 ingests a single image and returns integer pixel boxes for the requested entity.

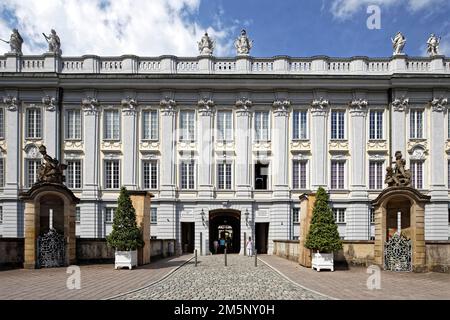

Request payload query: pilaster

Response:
[197,98,214,199]
[159,97,177,199]
[235,98,252,198]
[310,98,329,189]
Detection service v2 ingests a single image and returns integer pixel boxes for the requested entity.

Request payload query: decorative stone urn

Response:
[114,250,138,270]
[311,252,334,272]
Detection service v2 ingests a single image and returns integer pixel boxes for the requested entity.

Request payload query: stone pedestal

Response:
[129,191,153,265]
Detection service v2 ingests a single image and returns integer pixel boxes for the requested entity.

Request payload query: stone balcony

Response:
[0,53,449,75]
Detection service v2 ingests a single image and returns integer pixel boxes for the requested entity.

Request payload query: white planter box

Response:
[312,252,334,272]
[115,250,138,270]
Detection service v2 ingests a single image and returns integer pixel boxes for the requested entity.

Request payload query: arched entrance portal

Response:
[209,210,241,254]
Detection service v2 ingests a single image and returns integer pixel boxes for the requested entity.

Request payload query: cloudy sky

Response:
[0,0,449,57]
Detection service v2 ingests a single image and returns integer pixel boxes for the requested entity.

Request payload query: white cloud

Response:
[0,0,236,56]
[330,0,447,20]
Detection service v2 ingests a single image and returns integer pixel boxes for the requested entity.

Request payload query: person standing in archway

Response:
[213,240,219,254]
[246,237,253,257]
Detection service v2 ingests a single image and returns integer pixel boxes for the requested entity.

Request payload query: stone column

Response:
[426,97,449,240]
[310,98,329,189]
[197,98,214,199]
[121,97,138,190]
[346,99,369,240]
[272,100,290,199]
[42,94,58,158]
[80,98,101,238]
[235,98,252,198]
[391,96,408,155]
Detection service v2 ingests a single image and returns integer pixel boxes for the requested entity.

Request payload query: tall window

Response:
[179,111,195,141]
[66,109,82,140]
[411,161,423,189]
[333,208,346,223]
[66,160,81,189]
[0,206,3,223]
[370,208,375,224]
[105,207,116,223]
[143,160,158,189]
[410,110,423,139]
[369,161,383,190]
[331,110,345,140]
[151,208,157,224]
[75,207,81,223]
[104,160,120,189]
[26,108,42,139]
[181,161,195,189]
[293,110,307,139]
[217,111,233,141]
[0,108,4,139]
[255,111,269,141]
[293,208,300,224]
[292,161,307,189]
[27,159,41,187]
[142,110,159,140]
[217,162,232,190]
[369,111,383,140]
[331,161,345,189]
[0,158,4,187]
[104,109,120,140]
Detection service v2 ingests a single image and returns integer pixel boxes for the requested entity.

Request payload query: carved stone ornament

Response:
[349,99,368,116]
[3,95,19,111]
[36,145,67,185]
[160,97,177,116]
[121,96,138,115]
[197,98,215,116]
[81,97,99,115]
[392,97,409,112]
[311,97,329,116]
[42,95,56,111]
[430,97,448,112]
[272,100,291,117]
[410,147,426,161]
[235,97,252,116]
[385,151,411,187]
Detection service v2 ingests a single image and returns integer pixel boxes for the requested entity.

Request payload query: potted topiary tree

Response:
[107,186,144,270]
[305,187,343,272]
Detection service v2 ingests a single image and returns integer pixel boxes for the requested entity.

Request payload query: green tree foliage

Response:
[305,187,343,253]
[106,187,144,251]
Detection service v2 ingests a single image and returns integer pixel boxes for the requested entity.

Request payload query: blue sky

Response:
[0,0,449,57]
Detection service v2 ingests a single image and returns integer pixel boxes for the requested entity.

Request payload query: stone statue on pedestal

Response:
[37,145,67,184]
[391,31,406,55]
[0,29,23,55]
[43,29,61,55]
[198,32,214,55]
[385,151,411,187]
[426,33,440,57]
[234,29,253,55]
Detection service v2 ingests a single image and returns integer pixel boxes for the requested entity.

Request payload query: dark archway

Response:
[209,210,241,254]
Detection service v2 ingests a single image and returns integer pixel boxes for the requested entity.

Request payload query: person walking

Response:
[246,237,253,257]
[213,240,219,254]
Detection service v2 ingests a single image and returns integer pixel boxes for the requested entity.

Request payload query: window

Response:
[142,110,159,140]
[411,161,423,189]
[180,161,195,189]
[180,111,195,141]
[255,111,269,142]
[66,109,82,140]
[255,162,269,190]
[217,163,232,190]
[369,111,383,140]
[333,208,346,223]
[66,160,81,189]
[293,161,307,189]
[293,110,307,139]
[26,159,41,187]
[331,110,345,140]
[410,110,423,139]
[143,160,158,189]
[0,108,4,139]
[151,208,157,224]
[104,109,120,140]
[105,207,116,223]
[370,208,375,224]
[217,111,233,141]
[331,161,345,190]
[293,208,300,224]
[0,206,2,223]
[75,207,80,223]
[0,158,4,187]
[292,236,299,240]
[369,161,383,190]
[104,160,120,189]
[26,108,42,139]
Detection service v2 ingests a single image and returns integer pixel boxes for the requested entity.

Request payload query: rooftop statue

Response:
[385,151,411,187]
[37,145,67,185]
[198,32,214,55]
[426,33,440,57]
[391,31,406,55]
[43,29,61,55]
[0,28,24,55]
[234,29,253,55]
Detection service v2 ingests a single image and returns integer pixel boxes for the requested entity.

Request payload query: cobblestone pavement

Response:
[114,254,329,300]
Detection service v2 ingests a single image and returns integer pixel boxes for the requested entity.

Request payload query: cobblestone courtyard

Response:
[114,254,328,300]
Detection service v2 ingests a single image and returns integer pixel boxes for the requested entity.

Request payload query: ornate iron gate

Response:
[37,229,65,268]
[384,233,412,272]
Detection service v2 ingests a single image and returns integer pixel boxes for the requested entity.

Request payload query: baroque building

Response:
[0,48,450,255]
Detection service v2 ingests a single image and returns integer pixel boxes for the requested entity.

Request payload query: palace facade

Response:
[0,51,450,255]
